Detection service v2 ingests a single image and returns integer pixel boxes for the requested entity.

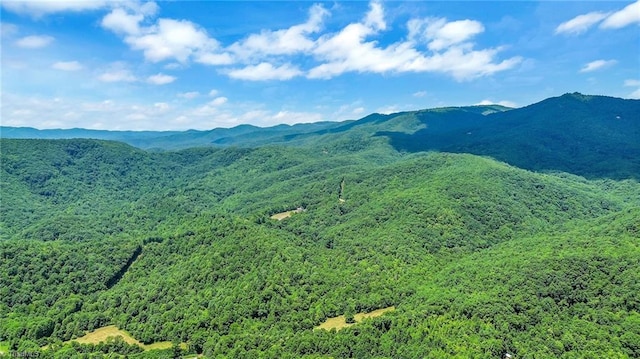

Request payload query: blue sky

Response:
[1,0,639,130]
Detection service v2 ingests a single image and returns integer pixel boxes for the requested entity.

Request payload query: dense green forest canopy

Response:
[1,93,639,358]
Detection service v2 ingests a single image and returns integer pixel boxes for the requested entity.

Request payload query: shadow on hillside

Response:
[376,129,640,181]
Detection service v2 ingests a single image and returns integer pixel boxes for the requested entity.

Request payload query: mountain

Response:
[4,93,638,180]
[1,136,639,358]
[376,93,640,179]
[0,121,345,151]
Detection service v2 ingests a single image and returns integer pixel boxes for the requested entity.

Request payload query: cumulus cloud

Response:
[147,73,176,85]
[101,6,230,65]
[601,0,640,29]
[99,0,520,81]
[227,63,302,81]
[229,4,329,59]
[15,35,54,48]
[580,59,617,73]
[129,19,217,63]
[308,2,520,80]
[555,12,610,35]
[101,8,145,35]
[413,91,428,98]
[629,88,640,99]
[52,61,83,71]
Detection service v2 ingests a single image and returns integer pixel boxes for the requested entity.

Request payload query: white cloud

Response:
[177,91,200,99]
[227,62,302,81]
[98,69,137,82]
[210,97,228,106]
[624,79,640,87]
[190,97,229,117]
[555,12,610,35]
[580,59,617,73]
[1,0,110,16]
[15,35,54,48]
[475,99,518,108]
[52,61,83,71]
[376,105,402,115]
[101,8,144,35]
[413,91,428,97]
[229,4,328,59]
[410,18,484,51]
[98,1,519,82]
[626,78,640,99]
[364,1,386,31]
[600,0,640,29]
[102,7,229,65]
[128,19,217,63]
[556,1,640,35]
[208,89,219,97]
[269,110,324,125]
[1,92,326,131]
[195,52,234,65]
[308,2,520,81]
[147,73,176,85]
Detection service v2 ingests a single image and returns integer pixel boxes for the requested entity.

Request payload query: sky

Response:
[1,0,639,131]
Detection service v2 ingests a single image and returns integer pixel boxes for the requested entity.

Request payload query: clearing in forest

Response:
[315,306,395,331]
[270,211,294,220]
[72,326,141,346]
[70,325,185,351]
[270,207,305,220]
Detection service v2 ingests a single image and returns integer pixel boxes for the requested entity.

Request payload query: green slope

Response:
[1,138,639,358]
[380,93,640,180]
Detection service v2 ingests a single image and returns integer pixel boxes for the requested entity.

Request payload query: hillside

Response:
[378,93,640,179]
[1,136,639,358]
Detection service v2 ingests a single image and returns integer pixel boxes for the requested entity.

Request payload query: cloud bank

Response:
[96,1,521,81]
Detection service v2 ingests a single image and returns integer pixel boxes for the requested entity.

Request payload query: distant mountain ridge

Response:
[377,93,640,179]
[0,121,346,150]
[2,93,638,179]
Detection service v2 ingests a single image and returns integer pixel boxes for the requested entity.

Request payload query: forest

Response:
[1,93,639,358]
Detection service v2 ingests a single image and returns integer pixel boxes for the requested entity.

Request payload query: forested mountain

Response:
[1,93,639,358]
[4,93,638,179]
[378,93,640,179]
[0,121,345,151]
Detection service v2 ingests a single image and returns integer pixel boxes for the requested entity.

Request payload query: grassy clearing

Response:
[72,325,142,347]
[69,325,187,351]
[270,207,305,220]
[315,306,395,331]
[270,211,294,220]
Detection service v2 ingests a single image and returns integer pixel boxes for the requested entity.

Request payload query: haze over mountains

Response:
[1,92,639,358]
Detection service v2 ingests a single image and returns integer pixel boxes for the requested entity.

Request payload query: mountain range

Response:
[1,92,639,358]
[3,93,639,179]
